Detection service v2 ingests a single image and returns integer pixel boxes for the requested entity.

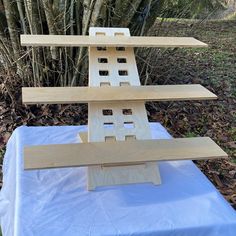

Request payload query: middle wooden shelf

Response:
[22,84,217,104]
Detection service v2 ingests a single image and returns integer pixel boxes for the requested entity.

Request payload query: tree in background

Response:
[0,0,227,86]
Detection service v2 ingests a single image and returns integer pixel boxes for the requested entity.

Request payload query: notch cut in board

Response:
[20,35,208,48]
[24,137,227,170]
[22,84,217,104]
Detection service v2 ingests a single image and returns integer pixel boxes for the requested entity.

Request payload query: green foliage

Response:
[160,0,227,19]
[184,132,198,138]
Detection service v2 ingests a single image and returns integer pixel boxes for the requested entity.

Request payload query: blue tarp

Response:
[0,123,236,236]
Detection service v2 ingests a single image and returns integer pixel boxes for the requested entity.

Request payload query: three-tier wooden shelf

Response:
[21,27,227,190]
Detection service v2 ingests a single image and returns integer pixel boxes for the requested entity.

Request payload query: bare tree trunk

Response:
[112,0,143,27]
[42,0,59,60]
[2,0,23,75]
[16,0,27,34]
[0,0,169,86]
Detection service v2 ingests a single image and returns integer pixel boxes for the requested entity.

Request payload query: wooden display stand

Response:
[21,27,227,190]
[87,27,160,190]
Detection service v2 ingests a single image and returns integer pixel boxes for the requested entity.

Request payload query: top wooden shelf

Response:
[20,35,208,48]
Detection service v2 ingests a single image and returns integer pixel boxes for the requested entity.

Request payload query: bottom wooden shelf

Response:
[24,137,227,170]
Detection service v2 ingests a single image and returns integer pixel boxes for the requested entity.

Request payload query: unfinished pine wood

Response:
[87,27,161,190]
[24,137,227,170]
[22,85,217,104]
[78,131,146,168]
[22,27,225,190]
[20,34,208,48]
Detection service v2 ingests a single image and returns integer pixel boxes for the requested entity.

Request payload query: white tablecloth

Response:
[0,123,236,236]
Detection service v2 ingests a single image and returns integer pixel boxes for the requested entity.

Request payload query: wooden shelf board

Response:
[22,85,217,104]
[24,137,227,170]
[21,35,208,48]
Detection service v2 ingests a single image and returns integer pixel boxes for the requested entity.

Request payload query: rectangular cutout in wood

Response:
[98,58,108,63]
[125,135,136,141]
[120,82,130,86]
[118,70,128,76]
[97,46,106,51]
[116,47,125,51]
[102,109,113,116]
[104,122,114,129]
[114,32,125,36]
[100,82,110,87]
[105,136,116,142]
[99,70,109,76]
[96,32,106,36]
[117,58,127,63]
[124,122,135,129]
[122,109,132,115]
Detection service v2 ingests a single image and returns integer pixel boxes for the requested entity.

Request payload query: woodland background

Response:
[0,0,235,210]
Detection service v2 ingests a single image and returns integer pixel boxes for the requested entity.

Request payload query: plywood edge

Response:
[20,35,208,48]
[24,137,227,170]
[22,85,217,104]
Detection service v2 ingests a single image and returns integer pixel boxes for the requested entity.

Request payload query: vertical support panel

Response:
[87,27,161,190]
